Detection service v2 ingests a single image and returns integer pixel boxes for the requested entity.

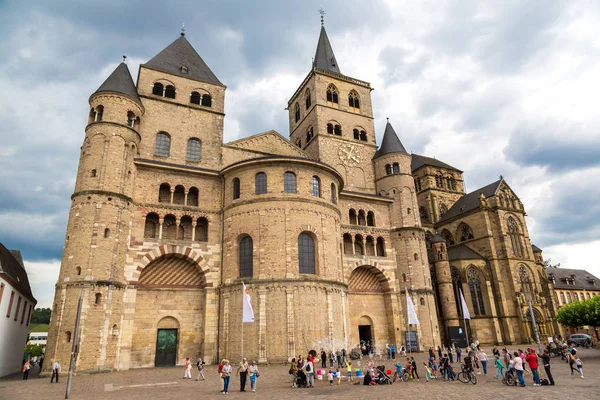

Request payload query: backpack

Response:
[540,378,549,386]
[305,362,311,373]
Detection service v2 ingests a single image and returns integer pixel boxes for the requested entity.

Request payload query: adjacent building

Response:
[0,243,37,377]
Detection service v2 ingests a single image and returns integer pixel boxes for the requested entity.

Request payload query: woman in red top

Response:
[525,349,541,386]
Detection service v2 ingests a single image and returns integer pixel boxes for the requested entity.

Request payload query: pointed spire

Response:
[373,120,408,159]
[92,61,142,106]
[144,35,222,86]
[313,24,341,74]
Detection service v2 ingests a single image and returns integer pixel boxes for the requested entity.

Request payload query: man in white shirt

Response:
[50,360,61,383]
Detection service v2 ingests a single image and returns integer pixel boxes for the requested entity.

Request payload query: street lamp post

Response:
[525,292,542,353]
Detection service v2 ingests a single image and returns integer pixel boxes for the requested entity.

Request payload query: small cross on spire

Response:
[318,7,326,26]
[181,23,185,36]
[122,55,127,63]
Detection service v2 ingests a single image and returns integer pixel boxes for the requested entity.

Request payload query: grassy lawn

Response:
[28,323,49,332]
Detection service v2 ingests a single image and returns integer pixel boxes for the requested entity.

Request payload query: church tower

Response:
[288,20,376,193]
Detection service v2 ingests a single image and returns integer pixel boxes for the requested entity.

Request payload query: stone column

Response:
[222,294,230,359]
[170,189,174,204]
[258,288,267,363]
[158,218,164,239]
[203,288,218,363]
[175,219,180,240]
[286,289,295,360]
[184,190,189,206]
[485,280,503,343]
[432,240,460,329]
[326,289,334,349]
[341,290,348,348]
[191,222,197,241]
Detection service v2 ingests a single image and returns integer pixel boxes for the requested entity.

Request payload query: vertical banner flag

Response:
[460,289,471,320]
[242,282,255,323]
[406,292,419,325]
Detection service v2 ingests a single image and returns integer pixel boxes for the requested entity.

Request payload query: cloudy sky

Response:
[1,0,599,308]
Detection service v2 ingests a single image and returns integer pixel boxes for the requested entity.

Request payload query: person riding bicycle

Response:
[463,353,474,374]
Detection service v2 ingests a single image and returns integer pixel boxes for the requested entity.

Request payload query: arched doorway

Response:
[525,307,547,340]
[358,315,374,345]
[155,317,179,367]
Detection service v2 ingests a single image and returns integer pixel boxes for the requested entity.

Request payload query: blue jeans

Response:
[495,367,504,379]
[515,369,525,386]
[481,360,487,375]
[531,368,540,384]
[223,376,231,392]
[449,353,453,363]
[337,356,342,367]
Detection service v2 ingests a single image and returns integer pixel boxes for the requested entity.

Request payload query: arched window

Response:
[435,175,444,188]
[560,292,566,304]
[127,111,135,127]
[195,217,208,242]
[187,187,199,207]
[144,213,159,238]
[239,236,253,277]
[343,233,353,255]
[305,89,311,109]
[186,138,202,162]
[155,132,171,157]
[311,176,321,197]
[414,253,419,261]
[294,102,300,122]
[367,211,375,226]
[420,298,425,306]
[519,265,534,298]
[451,268,463,316]
[566,292,572,303]
[158,183,171,203]
[173,185,185,205]
[450,177,457,190]
[326,84,338,104]
[349,209,357,225]
[104,228,110,238]
[586,292,591,299]
[180,216,193,240]
[357,210,366,226]
[95,105,104,122]
[354,235,364,256]
[360,130,367,141]
[201,94,212,107]
[376,237,385,256]
[331,183,337,204]
[284,172,297,193]
[459,223,474,242]
[419,207,429,222]
[66,331,72,343]
[298,233,316,274]
[385,164,392,175]
[95,293,101,304]
[573,292,579,301]
[508,217,524,257]
[76,266,81,276]
[366,236,375,256]
[190,91,201,104]
[441,229,455,246]
[163,215,177,240]
[327,123,334,134]
[402,273,407,282]
[152,82,164,96]
[334,124,342,136]
[306,127,314,142]
[255,172,267,194]
[392,163,400,174]
[164,85,176,99]
[232,178,240,199]
[468,267,486,315]
[353,129,360,140]
[439,203,448,217]
[348,90,360,109]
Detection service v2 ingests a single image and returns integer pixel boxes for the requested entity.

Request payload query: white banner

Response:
[242,282,255,323]
[406,292,419,325]
[460,289,471,320]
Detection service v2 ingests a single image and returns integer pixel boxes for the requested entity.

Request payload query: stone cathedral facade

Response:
[45,23,556,372]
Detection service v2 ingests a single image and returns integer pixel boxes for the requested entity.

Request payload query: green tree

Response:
[25,343,44,358]
[30,308,51,324]
[555,296,600,327]
[544,259,560,268]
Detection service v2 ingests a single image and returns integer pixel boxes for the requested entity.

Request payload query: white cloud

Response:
[24,259,61,308]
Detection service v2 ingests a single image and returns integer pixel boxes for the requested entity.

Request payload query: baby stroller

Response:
[375,365,393,385]
[295,370,307,388]
[349,348,362,360]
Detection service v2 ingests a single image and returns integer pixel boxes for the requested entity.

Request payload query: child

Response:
[424,361,433,382]
[328,370,334,385]
[494,356,504,379]
[405,358,413,379]
[575,356,583,378]
[346,361,353,383]
[336,368,341,385]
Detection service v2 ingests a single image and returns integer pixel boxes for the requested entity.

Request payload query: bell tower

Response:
[288,19,376,193]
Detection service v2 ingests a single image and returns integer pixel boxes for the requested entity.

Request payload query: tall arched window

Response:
[349,209,357,225]
[360,130,367,141]
[186,138,202,162]
[95,105,104,121]
[354,235,364,256]
[187,187,199,207]
[294,102,300,122]
[326,84,338,104]
[573,292,579,301]
[201,94,212,107]
[449,177,457,190]
[441,229,454,246]
[343,233,353,255]
[459,223,474,242]
[239,236,253,277]
[334,124,342,136]
[435,175,444,188]
[357,210,366,226]
[127,111,135,127]
[305,89,311,109]
[311,176,321,197]
[284,172,297,194]
[385,164,392,175]
[508,217,524,257]
[298,233,316,274]
[367,211,375,226]
[468,267,486,315]
[163,215,177,240]
[331,183,337,204]
[560,292,566,304]
[158,183,171,203]
[144,213,159,238]
[566,292,572,303]
[392,163,400,174]
[196,217,208,242]
[190,91,201,104]
[95,293,102,304]
[519,265,534,298]
[152,82,164,96]
[255,172,267,194]
[155,132,171,157]
[232,178,240,199]
[327,123,334,134]
[348,90,360,109]
[180,216,193,240]
[366,236,375,256]
[376,237,385,256]
[451,268,463,317]
[164,85,176,99]
[353,129,360,140]
[76,266,82,276]
[173,185,185,205]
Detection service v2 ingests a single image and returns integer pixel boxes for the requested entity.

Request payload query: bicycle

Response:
[392,368,410,382]
[502,368,517,386]
[457,364,477,384]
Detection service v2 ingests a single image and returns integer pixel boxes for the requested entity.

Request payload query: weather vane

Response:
[181,23,185,36]
[319,7,326,26]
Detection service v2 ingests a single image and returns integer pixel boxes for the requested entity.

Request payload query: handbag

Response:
[256,371,260,378]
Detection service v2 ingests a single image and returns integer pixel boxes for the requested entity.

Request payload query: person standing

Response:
[437,346,442,359]
[525,348,540,386]
[38,357,44,377]
[448,346,454,363]
[411,356,420,379]
[512,352,525,387]
[400,344,406,357]
[574,356,583,378]
[567,349,576,375]
[196,358,205,381]
[304,356,315,388]
[386,344,391,360]
[335,349,342,368]
[456,347,462,363]
[222,359,232,394]
[50,360,60,383]
[539,349,554,385]
[236,357,249,392]
[22,360,31,380]
[479,351,488,375]
[494,356,505,379]
[320,349,327,368]
[183,358,192,379]
[503,348,511,368]
[218,359,225,392]
[248,360,259,392]
[390,344,396,360]
[328,350,334,368]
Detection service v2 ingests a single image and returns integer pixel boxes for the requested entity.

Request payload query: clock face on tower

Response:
[338,144,361,166]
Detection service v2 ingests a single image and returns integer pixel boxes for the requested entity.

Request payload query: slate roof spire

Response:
[144,35,222,86]
[313,24,341,74]
[92,61,142,106]
[373,119,408,158]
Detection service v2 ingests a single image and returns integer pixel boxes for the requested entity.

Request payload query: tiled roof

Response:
[448,244,485,261]
[438,179,502,223]
[0,243,36,302]
[547,268,600,291]
[373,121,407,159]
[532,244,542,253]
[411,154,462,173]
[313,26,341,74]
[93,62,142,106]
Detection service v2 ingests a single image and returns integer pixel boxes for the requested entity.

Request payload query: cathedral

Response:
[45,21,557,371]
